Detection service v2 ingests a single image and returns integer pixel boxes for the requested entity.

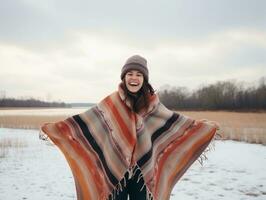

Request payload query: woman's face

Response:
[125,70,144,93]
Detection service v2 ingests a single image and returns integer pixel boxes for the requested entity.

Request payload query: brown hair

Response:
[122,78,155,113]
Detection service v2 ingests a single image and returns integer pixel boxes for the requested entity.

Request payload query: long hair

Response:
[122,78,155,113]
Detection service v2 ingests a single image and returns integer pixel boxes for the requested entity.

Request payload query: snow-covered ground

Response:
[0,128,265,200]
[0,108,88,116]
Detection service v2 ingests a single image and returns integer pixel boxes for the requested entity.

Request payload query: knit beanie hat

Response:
[120,55,149,81]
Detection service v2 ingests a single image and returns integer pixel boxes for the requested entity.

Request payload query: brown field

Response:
[0,110,265,145]
[0,115,66,129]
[179,111,266,145]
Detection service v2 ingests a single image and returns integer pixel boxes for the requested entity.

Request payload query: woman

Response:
[40,55,219,200]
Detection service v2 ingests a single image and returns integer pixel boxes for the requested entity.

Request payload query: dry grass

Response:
[0,115,66,129]
[0,110,265,145]
[178,111,266,145]
[0,138,28,158]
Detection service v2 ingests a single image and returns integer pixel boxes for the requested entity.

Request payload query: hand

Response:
[199,119,220,130]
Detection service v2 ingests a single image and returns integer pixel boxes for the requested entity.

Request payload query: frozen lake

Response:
[0,128,266,200]
[0,108,89,116]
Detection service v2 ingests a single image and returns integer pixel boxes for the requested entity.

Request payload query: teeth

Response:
[129,82,138,86]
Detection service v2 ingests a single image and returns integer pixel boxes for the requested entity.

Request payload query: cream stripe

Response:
[97,95,134,158]
[56,134,99,200]
[66,118,113,191]
[109,92,133,130]
[79,110,127,178]
[139,115,192,175]
[156,124,212,199]
[135,104,174,160]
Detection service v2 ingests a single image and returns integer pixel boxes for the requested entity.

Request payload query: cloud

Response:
[1,28,265,102]
[149,28,266,83]
[1,0,266,44]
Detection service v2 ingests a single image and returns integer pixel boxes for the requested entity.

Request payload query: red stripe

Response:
[116,92,133,118]
[105,96,135,146]
[55,121,106,199]
[169,128,216,185]
[154,122,210,195]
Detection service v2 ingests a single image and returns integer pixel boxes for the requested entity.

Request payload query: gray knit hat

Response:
[120,55,149,81]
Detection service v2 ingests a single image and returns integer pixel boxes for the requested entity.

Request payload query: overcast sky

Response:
[0,0,265,103]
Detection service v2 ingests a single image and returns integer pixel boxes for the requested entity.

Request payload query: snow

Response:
[0,108,88,116]
[171,138,266,200]
[0,128,265,200]
[0,128,76,200]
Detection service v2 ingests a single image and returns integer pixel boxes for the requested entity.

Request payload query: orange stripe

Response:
[168,128,216,185]
[105,96,135,146]
[61,122,109,194]
[154,122,205,195]
[55,122,105,200]
[80,113,126,179]
[153,119,193,165]
[52,150,92,198]
[163,128,215,199]
[116,92,133,118]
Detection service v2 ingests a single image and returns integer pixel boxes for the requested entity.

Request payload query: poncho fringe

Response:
[40,85,219,200]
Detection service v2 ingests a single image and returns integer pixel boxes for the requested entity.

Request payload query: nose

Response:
[131,77,139,82]
[130,75,138,79]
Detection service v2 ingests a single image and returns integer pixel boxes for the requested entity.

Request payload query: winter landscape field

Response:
[0,108,266,200]
[0,128,265,200]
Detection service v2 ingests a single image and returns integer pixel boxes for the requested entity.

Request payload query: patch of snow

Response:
[0,108,88,116]
[0,128,265,200]
[0,128,76,200]
[171,140,266,200]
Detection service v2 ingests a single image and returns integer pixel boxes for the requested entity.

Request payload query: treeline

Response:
[158,77,266,111]
[0,98,70,108]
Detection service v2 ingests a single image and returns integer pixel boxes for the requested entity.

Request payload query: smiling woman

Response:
[125,70,144,93]
[40,55,219,200]
[120,55,155,114]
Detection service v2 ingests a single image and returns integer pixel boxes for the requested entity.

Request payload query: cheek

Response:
[125,76,129,82]
[124,79,131,89]
[125,77,130,85]
[139,78,144,86]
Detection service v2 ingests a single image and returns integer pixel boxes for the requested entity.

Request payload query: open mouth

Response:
[129,82,139,86]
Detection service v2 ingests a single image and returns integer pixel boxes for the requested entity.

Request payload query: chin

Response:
[129,90,138,93]
[129,88,140,93]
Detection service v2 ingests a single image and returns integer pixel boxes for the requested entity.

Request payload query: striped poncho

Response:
[40,84,218,200]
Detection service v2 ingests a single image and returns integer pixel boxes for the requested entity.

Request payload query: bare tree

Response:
[158,77,266,111]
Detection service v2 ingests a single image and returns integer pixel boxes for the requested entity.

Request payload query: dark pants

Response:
[111,167,147,200]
